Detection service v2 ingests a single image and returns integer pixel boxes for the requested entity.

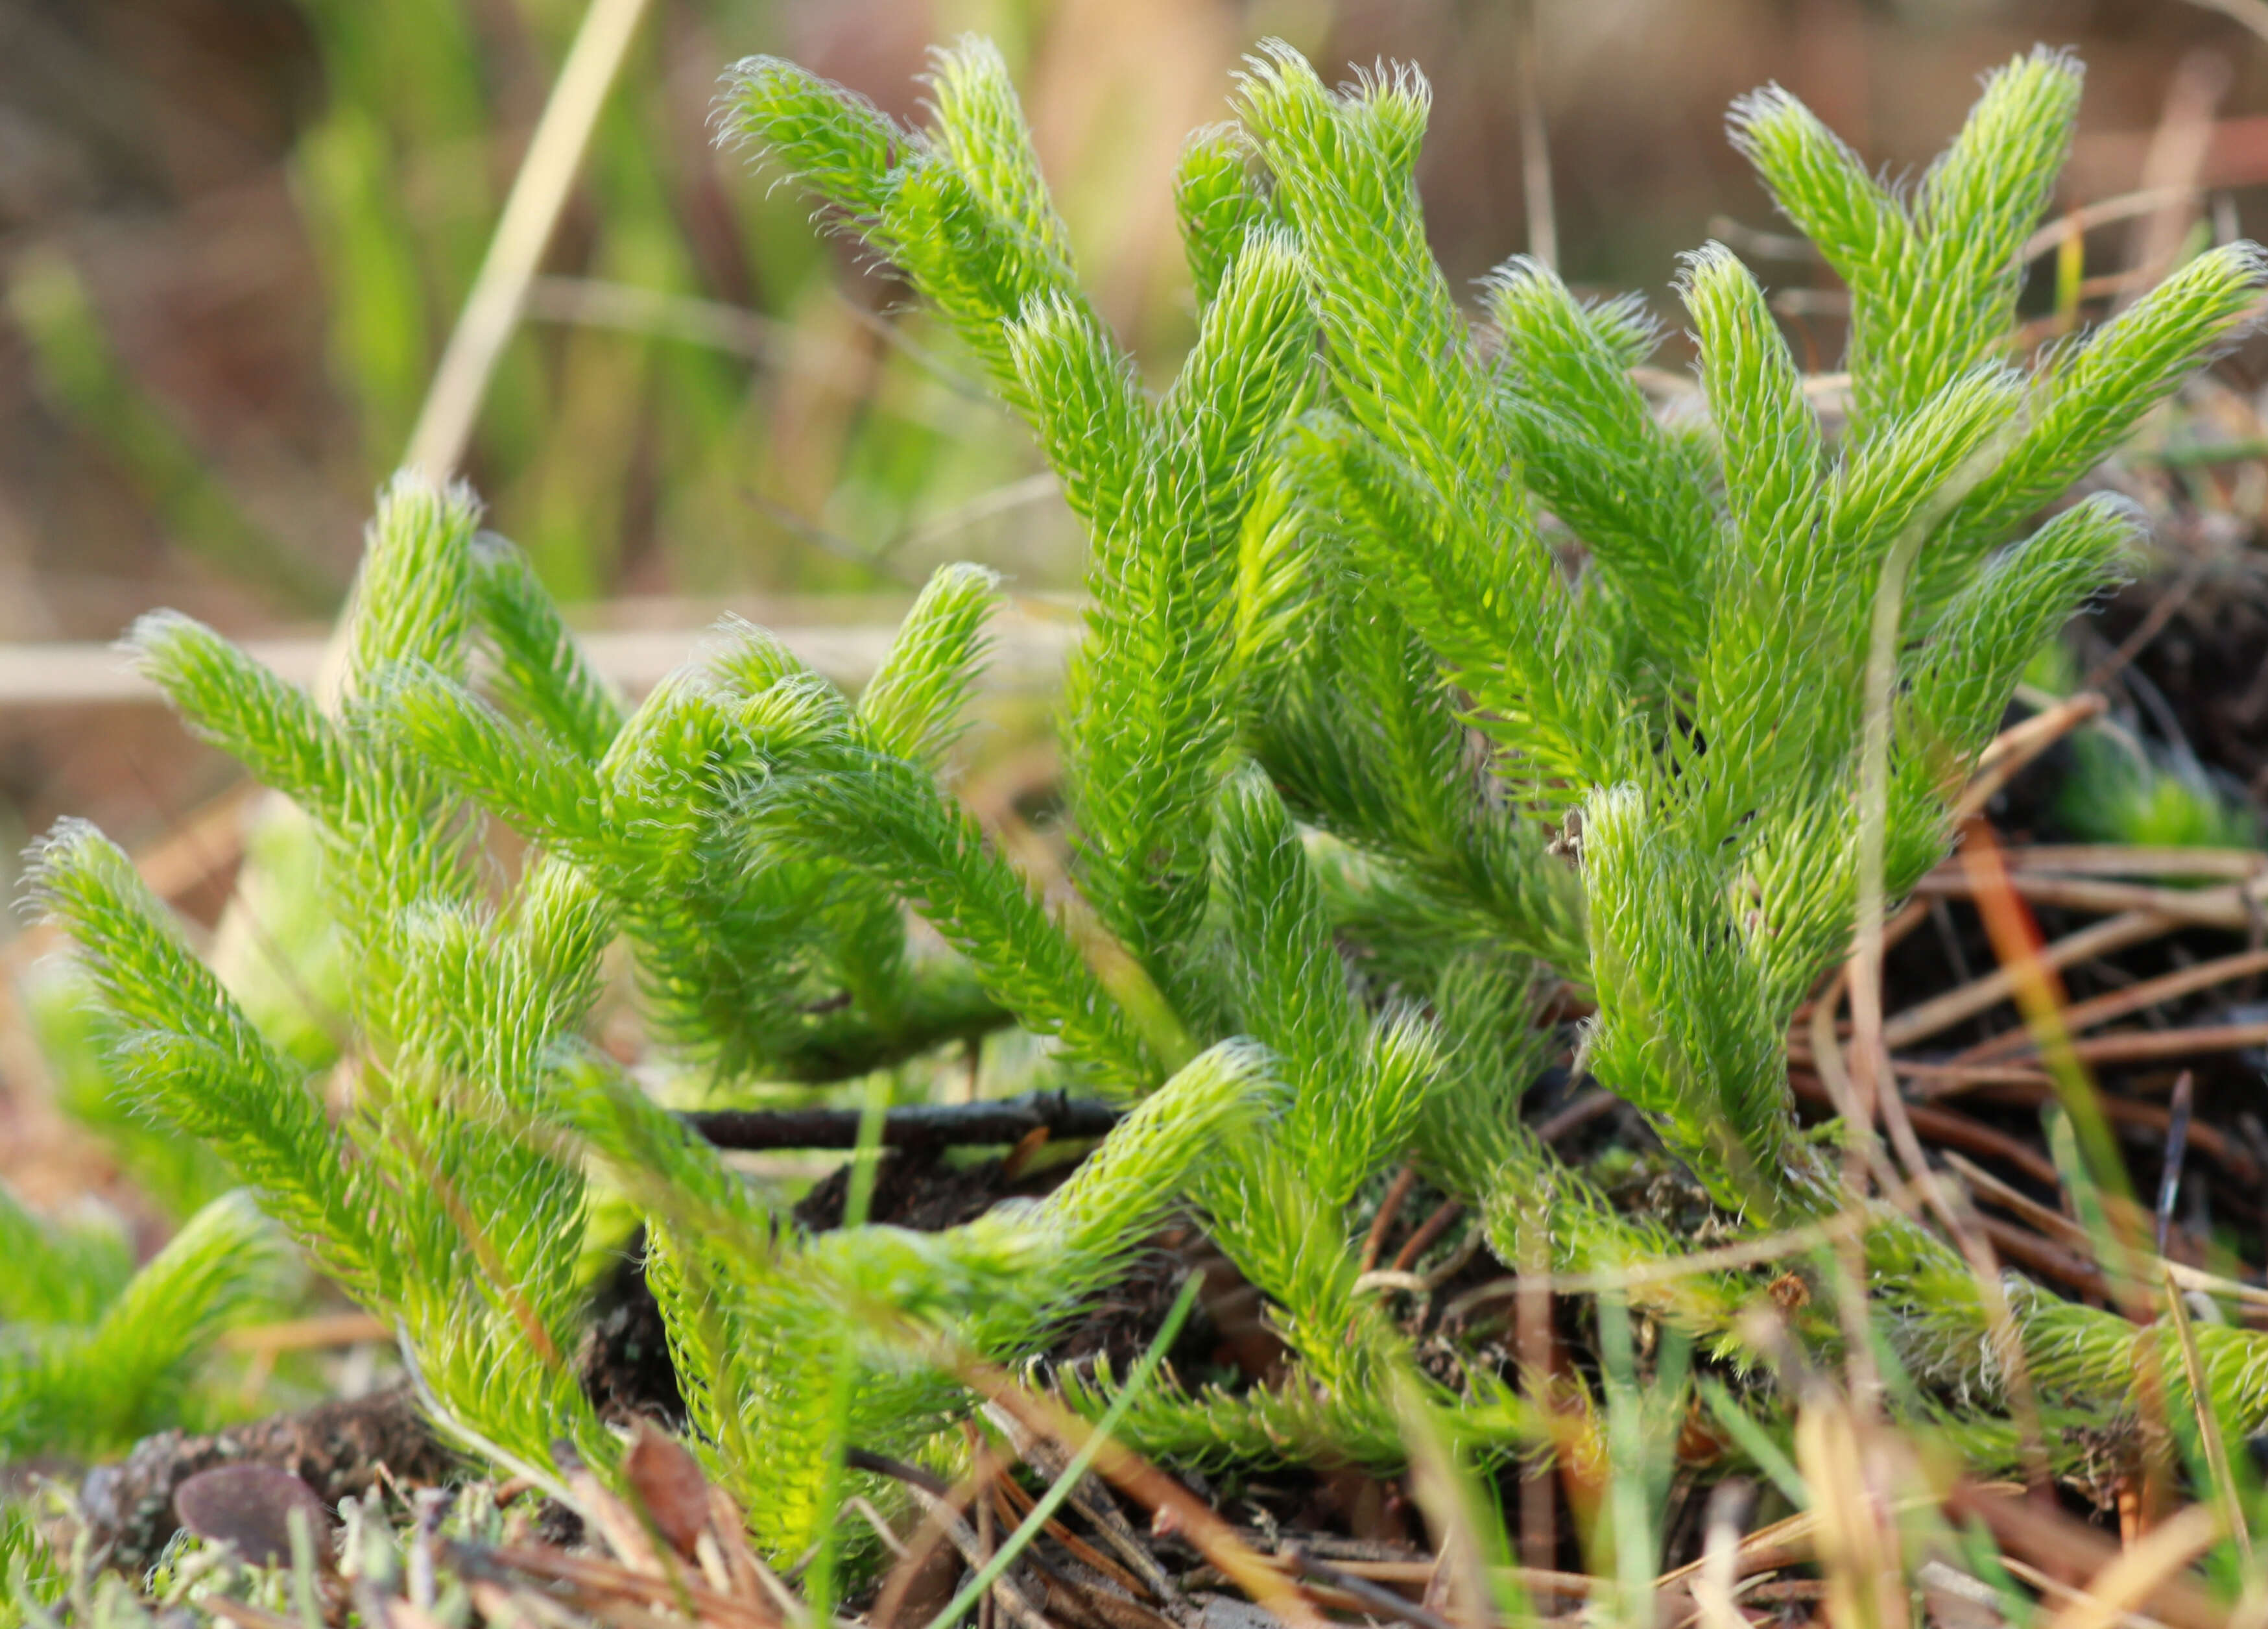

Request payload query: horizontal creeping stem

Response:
[681,1088,1124,1152]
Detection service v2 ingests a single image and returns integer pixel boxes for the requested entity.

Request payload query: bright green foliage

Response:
[0,1499,63,1629]
[730,43,1316,1026]
[34,466,1282,1562]
[32,32,2268,1571]
[0,1187,134,1331]
[1215,765,1433,1207]
[1238,41,2260,1212]
[0,1189,280,1461]
[744,742,1162,1095]
[1174,125,1267,308]
[556,1037,1272,1558]
[2056,730,2262,849]
[855,561,1000,768]
[19,965,237,1220]
[725,33,2268,1473]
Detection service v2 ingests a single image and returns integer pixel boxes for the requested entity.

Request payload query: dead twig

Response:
[1911,869,2268,931]
[988,1475,1152,1602]
[1361,1164,1422,1273]
[2160,1070,2198,1257]
[866,1473,1052,1629]
[1894,1060,2059,1095]
[1944,1151,2092,1249]
[1881,911,2180,1050]
[2041,1020,2268,1068]
[686,1090,1120,1152]
[1789,1074,2060,1187]
[967,1369,1326,1629]
[984,1411,1183,1610]
[1958,693,2108,818]
[1280,1548,1462,1629]
[1389,1199,1464,1273]
[1953,1081,2261,1187]
[446,1543,776,1629]
[1976,1215,2113,1299]
[2120,52,2230,308]
[1531,1087,1617,1144]
[405,0,657,476]
[2022,186,2209,261]
[1510,0,1557,271]
[1957,947,2268,1062]
[1995,846,2268,880]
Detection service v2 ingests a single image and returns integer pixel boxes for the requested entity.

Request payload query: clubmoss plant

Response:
[0,1187,281,1461]
[2057,728,2262,849]
[28,34,2268,1571]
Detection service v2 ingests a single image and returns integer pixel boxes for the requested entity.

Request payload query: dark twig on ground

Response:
[684,1090,1123,1152]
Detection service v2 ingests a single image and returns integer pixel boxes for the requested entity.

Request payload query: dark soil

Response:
[78,1385,457,1575]
[2094,559,2268,797]
[578,1234,687,1430]
[791,1145,1054,1233]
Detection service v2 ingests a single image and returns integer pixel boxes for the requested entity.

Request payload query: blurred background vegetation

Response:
[3,0,2267,1222]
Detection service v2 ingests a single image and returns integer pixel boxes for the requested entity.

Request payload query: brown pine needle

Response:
[1444,1179,1927,1314]
[1957,947,2268,1062]
[2029,1020,2268,1068]
[1361,1163,1422,1272]
[1957,692,2108,818]
[1882,910,2177,1050]
[1996,845,2268,880]
[2044,1502,2226,1629]
[1913,867,2268,930]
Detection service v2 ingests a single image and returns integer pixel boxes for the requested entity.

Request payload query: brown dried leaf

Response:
[623,1420,711,1560]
